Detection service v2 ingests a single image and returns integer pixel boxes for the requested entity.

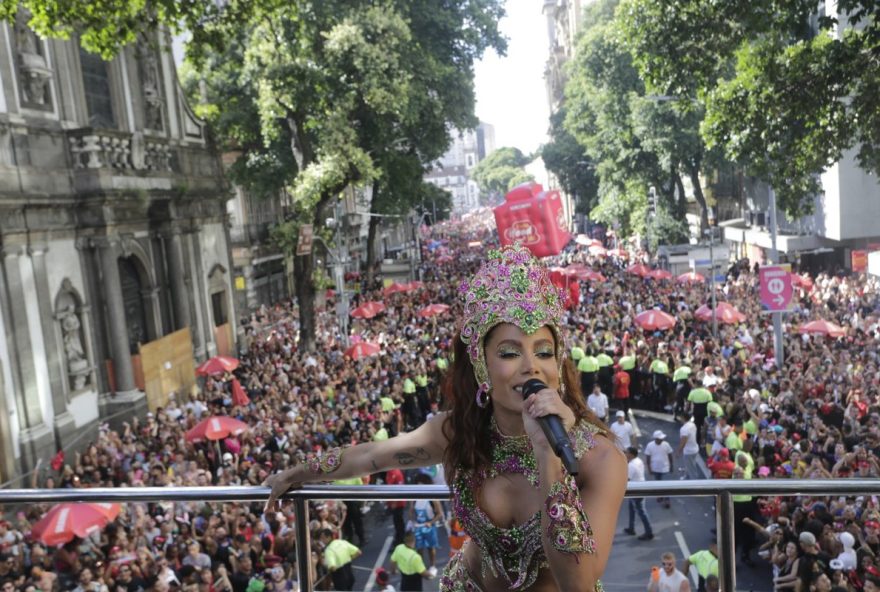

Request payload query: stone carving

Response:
[68,130,174,172]
[58,303,90,391]
[136,37,164,131]
[13,13,52,107]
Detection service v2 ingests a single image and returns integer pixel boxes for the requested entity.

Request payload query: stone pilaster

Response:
[95,238,137,394]
[29,242,77,445]
[165,227,192,330]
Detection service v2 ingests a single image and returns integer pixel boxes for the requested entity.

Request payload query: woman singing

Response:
[265,244,627,591]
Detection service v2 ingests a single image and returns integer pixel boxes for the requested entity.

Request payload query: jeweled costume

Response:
[440,245,605,591]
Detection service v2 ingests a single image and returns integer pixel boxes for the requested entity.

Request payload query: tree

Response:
[540,108,599,215]
[182,1,503,350]
[470,147,535,203]
[618,0,880,217]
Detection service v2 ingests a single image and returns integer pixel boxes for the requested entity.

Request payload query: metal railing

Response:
[4,479,880,591]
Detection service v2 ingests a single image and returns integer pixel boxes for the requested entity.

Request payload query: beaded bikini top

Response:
[449,418,604,590]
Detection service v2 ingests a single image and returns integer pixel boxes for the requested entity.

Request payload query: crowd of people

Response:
[0,211,879,591]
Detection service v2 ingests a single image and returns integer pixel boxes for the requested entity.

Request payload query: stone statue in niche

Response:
[136,37,164,131]
[59,303,90,391]
[14,13,52,107]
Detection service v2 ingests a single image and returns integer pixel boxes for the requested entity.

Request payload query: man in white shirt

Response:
[645,430,674,508]
[676,417,702,479]
[624,447,654,541]
[647,552,691,592]
[610,410,635,451]
[586,384,609,422]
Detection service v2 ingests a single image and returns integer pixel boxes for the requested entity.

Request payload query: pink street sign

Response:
[759,264,793,312]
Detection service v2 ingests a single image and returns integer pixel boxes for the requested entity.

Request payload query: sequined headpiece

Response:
[458,243,566,400]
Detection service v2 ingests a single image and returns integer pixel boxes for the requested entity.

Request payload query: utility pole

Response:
[767,187,784,368]
[706,228,718,339]
[327,202,349,347]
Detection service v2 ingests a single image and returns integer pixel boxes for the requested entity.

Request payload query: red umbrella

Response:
[418,304,450,318]
[677,271,706,284]
[32,503,121,546]
[627,263,650,277]
[195,356,239,376]
[799,319,845,338]
[350,301,386,319]
[695,302,746,324]
[634,309,677,331]
[344,341,381,360]
[383,282,411,296]
[646,269,673,281]
[185,416,250,443]
[231,378,250,406]
[406,281,425,290]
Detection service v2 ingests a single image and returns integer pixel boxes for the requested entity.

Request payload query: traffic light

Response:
[648,186,657,215]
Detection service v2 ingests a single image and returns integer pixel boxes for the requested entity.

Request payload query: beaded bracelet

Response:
[305,447,344,475]
[545,474,597,559]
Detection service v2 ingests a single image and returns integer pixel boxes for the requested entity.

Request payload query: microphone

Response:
[521,378,579,476]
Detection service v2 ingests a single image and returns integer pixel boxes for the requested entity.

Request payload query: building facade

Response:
[424,123,495,215]
[0,16,235,482]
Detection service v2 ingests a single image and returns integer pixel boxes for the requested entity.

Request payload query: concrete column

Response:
[165,228,191,330]
[142,287,162,338]
[96,238,136,394]
[28,243,76,441]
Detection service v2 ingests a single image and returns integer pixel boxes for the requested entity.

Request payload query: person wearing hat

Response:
[645,430,674,508]
[390,532,434,591]
[375,567,397,592]
[706,448,735,479]
[610,411,635,452]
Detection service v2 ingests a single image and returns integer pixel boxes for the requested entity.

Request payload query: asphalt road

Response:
[332,412,775,591]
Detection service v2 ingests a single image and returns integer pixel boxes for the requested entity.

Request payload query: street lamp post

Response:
[768,187,785,368]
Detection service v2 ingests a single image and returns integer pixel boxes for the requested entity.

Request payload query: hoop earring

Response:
[475,383,491,408]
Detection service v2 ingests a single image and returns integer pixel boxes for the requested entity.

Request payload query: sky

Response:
[474,0,551,157]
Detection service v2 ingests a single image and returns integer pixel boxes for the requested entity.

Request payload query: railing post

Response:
[716,491,736,592]
[293,497,312,591]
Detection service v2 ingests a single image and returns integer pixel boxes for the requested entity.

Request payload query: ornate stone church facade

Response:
[0,15,235,482]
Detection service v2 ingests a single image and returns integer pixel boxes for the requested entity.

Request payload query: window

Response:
[79,46,115,128]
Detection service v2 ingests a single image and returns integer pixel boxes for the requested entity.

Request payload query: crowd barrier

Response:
[5,479,880,591]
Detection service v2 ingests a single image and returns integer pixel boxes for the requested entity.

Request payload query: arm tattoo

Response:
[394,447,430,466]
[371,460,379,471]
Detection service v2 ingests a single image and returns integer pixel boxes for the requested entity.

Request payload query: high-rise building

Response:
[424,122,495,215]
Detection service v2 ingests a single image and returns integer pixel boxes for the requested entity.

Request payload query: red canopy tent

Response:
[185,416,250,443]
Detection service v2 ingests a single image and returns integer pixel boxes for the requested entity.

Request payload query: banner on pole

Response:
[759,264,793,312]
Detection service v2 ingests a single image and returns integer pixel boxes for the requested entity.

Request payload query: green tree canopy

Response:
[470,147,535,201]
[618,0,880,216]
[540,108,599,216]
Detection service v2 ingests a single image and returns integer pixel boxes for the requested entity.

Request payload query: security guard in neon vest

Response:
[391,531,433,590]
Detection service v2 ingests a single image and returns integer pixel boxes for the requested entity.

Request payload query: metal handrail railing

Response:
[4,479,880,592]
